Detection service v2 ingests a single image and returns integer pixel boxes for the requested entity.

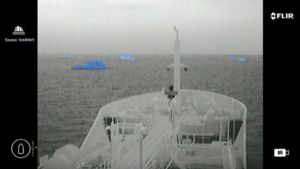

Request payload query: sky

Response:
[38,0,262,55]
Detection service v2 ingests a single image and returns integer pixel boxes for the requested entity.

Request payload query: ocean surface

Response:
[38,54,263,169]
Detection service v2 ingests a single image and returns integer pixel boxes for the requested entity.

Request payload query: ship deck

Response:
[38,90,247,169]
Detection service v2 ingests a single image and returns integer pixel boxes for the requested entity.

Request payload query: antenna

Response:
[174,26,179,40]
[173,26,180,91]
[173,26,181,130]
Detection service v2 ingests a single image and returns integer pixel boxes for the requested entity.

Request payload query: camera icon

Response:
[274,149,289,157]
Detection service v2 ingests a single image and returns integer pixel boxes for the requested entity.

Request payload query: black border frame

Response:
[2,0,298,168]
[2,0,37,167]
[264,0,297,169]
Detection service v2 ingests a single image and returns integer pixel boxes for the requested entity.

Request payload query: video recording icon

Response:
[274,149,289,157]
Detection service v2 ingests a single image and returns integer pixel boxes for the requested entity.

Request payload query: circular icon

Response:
[11,139,31,159]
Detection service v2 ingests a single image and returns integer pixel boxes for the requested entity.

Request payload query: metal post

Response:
[233,120,235,143]
[243,111,247,169]
[227,121,230,142]
[219,119,222,142]
[202,124,204,143]
[173,26,181,133]
[174,26,180,92]
[139,129,143,169]
[122,116,126,137]
[172,101,175,130]
[110,125,114,169]
[174,26,179,123]
[169,101,172,123]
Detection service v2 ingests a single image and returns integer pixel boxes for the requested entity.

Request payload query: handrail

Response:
[118,135,138,161]
[125,117,178,169]
[164,137,186,169]
[144,160,157,169]
[143,147,161,169]
[95,121,144,169]
[229,141,236,169]
[79,134,110,160]
[222,139,236,169]
[165,149,179,169]
[123,119,170,169]
[115,118,168,169]
[142,121,176,160]
[75,143,111,168]
[95,156,111,169]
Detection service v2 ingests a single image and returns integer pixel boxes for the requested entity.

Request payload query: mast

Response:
[174,26,181,91]
[173,26,181,129]
[165,26,182,130]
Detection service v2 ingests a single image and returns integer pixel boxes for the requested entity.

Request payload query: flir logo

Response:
[274,149,289,157]
[271,12,294,20]
[13,26,25,35]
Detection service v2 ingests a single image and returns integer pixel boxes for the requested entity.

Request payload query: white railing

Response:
[177,115,230,125]
[165,149,179,169]
[144,160,158,169]
[144,126,179,169]
[164,140,186,169]
[94,121,140,169]
[143,148,161,169]
[75,143,111,168]
[122,119,170,169]
[118,134,139,161]
[142,124,170,158]
[243,113,247,169]
[134,122,143,134]
[227,146,236,169]
[124,117,175,169]
[222,141,236,169]
[230,145,236,169]
[96,157,111,169]
[118,123,137,133]
[79,133,110,160]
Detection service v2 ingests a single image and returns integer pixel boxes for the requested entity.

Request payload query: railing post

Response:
[122,117,126,136]
[243,111,247,169]
[110,123,115,169]
[233,120,235,143]
[227,121,230,142]
[219,119,222,142]
[139,128,144,169]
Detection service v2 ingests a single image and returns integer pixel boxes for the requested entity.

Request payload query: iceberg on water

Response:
[120,54,134,60]
[71,60,106,70]
[238,58,246,62]
[126,55,134,60]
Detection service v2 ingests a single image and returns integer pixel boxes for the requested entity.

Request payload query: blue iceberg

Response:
[126,55,134,60]
[103,53,109,56]
[120,54,127,60]
[61,55,69,58]
[71,60,106,70]
[187,55,191,58]
[229,56,235,59]
[238,58,246,62]
[120,54,134,60]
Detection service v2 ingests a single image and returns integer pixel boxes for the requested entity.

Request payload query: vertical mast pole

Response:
[174,26,181,91]
[173,26,181,130]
